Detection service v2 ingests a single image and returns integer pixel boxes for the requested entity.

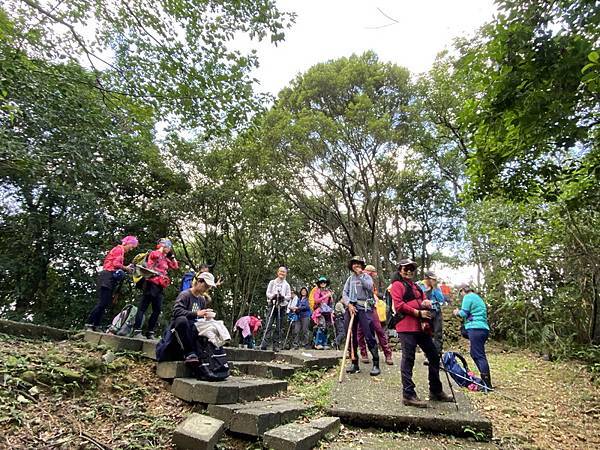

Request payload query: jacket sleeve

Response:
[360,273,374,293]
[108,246,125,269]
[172,293,196,320]
[342,278,351,305]
[458,295,472,319]
[167,257,179,270]
[391,281,418,317]
[266,280,274,299]
[283,282,291,300]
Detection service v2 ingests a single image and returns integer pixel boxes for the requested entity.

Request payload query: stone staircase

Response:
[83,331,342,449]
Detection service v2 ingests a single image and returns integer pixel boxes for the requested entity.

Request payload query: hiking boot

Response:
[429,391,454,402]
[132,330,144,339]
[346,361,360,374]
[403,396,428,408]
[369,360,381,376]
[184,353,199,366]
[260,345,268,351]
[146,332,156,340]
[385,355,394,365]
[84,324,95,332]
[481,373,493,391]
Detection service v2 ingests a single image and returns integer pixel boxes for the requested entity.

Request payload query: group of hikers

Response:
[86,236,492,407]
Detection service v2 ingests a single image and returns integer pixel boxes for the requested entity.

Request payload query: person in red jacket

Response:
[85,236,138,330]
[391,259,453,408]
[133,238,179,339]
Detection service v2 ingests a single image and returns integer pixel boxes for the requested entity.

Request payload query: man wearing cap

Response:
[156,272,216,364]
[133,238,179,339]
[261,266,292,351]
[342,256,381,376]
[357,264,394,365]
[418,271,446,357]
[391,259,453,407]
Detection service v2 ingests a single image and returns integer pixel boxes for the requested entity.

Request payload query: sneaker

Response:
[132,330,144,339]
[184,353,200,366]
[84,324,95,332]
[260,346,268,351]
[385,355,394,365]
[346,362,360,374]
[146,332,156,340]
[429,391,454,402]
[323,345,330,350]
[315,345,324,350]
[403,396,428,408]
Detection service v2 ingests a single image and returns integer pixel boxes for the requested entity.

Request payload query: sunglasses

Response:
[400,266,416,272]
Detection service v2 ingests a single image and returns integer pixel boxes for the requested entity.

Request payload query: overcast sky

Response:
[249,0,497,97]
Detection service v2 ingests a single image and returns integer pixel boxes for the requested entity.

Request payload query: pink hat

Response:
[121,235,139,246]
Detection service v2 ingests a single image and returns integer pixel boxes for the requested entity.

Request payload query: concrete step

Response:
[225,347,275,362]
[275,351,341,369]
[232,361,301,379]
[84,330,144,352]
[172,413,225,450]
[263,416,341,450]
[171,376,287,404]
[208,399,308,437]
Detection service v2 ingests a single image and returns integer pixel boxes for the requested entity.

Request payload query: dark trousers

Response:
[468,328,490,375]
[293,316,310,348]
[261,304,286,350]
[431,309,443,356]
[87,286,113,326]
[334,316,345,348]
[398,332,443,399]
[345,308,378,362]
[171,316,198,357]
[133,282,164,332]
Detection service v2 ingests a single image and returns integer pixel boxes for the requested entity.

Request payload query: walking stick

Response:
[283,320,293,349]
[259,302,277,350]
[440,356,459,411]
[338,313,355,383]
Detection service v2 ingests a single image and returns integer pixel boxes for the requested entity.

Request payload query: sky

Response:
[249,0,497,97]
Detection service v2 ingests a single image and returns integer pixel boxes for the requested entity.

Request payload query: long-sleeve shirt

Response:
[313,288,333,308]
[417,282,445,311]
[172,289,207,321]
[458,293,490,331]
[391,278,426,333]
[266,278,291,305]
[342,273,373,308]
[103,245,126,271]
[235,316,263,337]
[146,249,179,288]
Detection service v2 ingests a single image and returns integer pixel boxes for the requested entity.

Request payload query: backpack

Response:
[196,336,230,381]
[442,351,490,392]
[107,305,138,336]
[375,298,387,322]
[308,286,317,311]
[132,251,150,289]
[180,271,195,292]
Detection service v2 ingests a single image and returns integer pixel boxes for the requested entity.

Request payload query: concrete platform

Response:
[328,352,492,439]
[171,376,287,404]
[275,349,342,369]
[208,399,307,437]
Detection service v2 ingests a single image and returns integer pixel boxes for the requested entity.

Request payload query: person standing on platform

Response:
[261,266,291,351]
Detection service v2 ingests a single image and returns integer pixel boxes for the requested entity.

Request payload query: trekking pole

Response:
[259,302,277,350]
[440,356,459,411]
[283,320,293,349]
[338,313,355,383]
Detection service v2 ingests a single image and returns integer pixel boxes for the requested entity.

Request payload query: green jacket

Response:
[458,292,489,331]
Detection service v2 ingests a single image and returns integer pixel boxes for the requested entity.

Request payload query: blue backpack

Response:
[180,271,195,292]
[442,351,490,392]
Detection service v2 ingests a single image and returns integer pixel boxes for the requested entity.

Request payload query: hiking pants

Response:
[467,328,490,375]
[345,308,378,362]
[133,282,164,332]
[293,316,310,348]
[171,316,198,357]
[431,309,443,356]
[88,286,113,326]
[314,312,333,347]
[398,332,443,399]
[334,315,345,348]
[357,309,392,359]
[261,304,286,350]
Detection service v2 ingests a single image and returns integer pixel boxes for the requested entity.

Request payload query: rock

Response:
[21,370,36,383]
[102,350,116,364]
[172,413,224,450]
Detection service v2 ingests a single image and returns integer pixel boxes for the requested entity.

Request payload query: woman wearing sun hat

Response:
[342,256,381,376]
[133,238,179,339]
[85,235,138,330]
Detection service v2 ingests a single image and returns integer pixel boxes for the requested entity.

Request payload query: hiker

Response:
[234,314,262,349]
[261,266,291,351]
[343,256,381,376]
[418,271,446,357]
[391,258,453,407]
[440,280,452,304]
[290,287,311,349]
[132,238,179,339]
[85,235,138,331]
[334,295,346,348]
[357,264,394,365]
[156,272,216,364]
[313,276,335,349]
[200,263,224,287]
[453,283,492,389]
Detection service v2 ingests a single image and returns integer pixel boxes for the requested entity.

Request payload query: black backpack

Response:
[195,336,230,381]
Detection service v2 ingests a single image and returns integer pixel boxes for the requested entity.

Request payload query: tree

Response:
[260,52,413,272]
[7,0,294,135]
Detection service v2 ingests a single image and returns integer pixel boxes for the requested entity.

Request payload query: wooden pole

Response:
[338,313,355,383]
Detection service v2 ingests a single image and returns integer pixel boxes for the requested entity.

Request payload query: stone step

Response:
[172,413,225,450]
[171,376,287,404]
[208,399,308,437]
[225,347,275,362]
[275,351,341,369]
[232,361,301,379]
[262,416,341,450]
[84,330,144,352]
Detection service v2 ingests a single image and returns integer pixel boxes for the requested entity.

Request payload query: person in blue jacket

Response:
[290,287,312,349]
[418,271,446,357]
[453,283,492,389]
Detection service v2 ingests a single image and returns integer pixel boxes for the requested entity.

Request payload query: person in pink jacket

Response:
[133,238,179,339]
